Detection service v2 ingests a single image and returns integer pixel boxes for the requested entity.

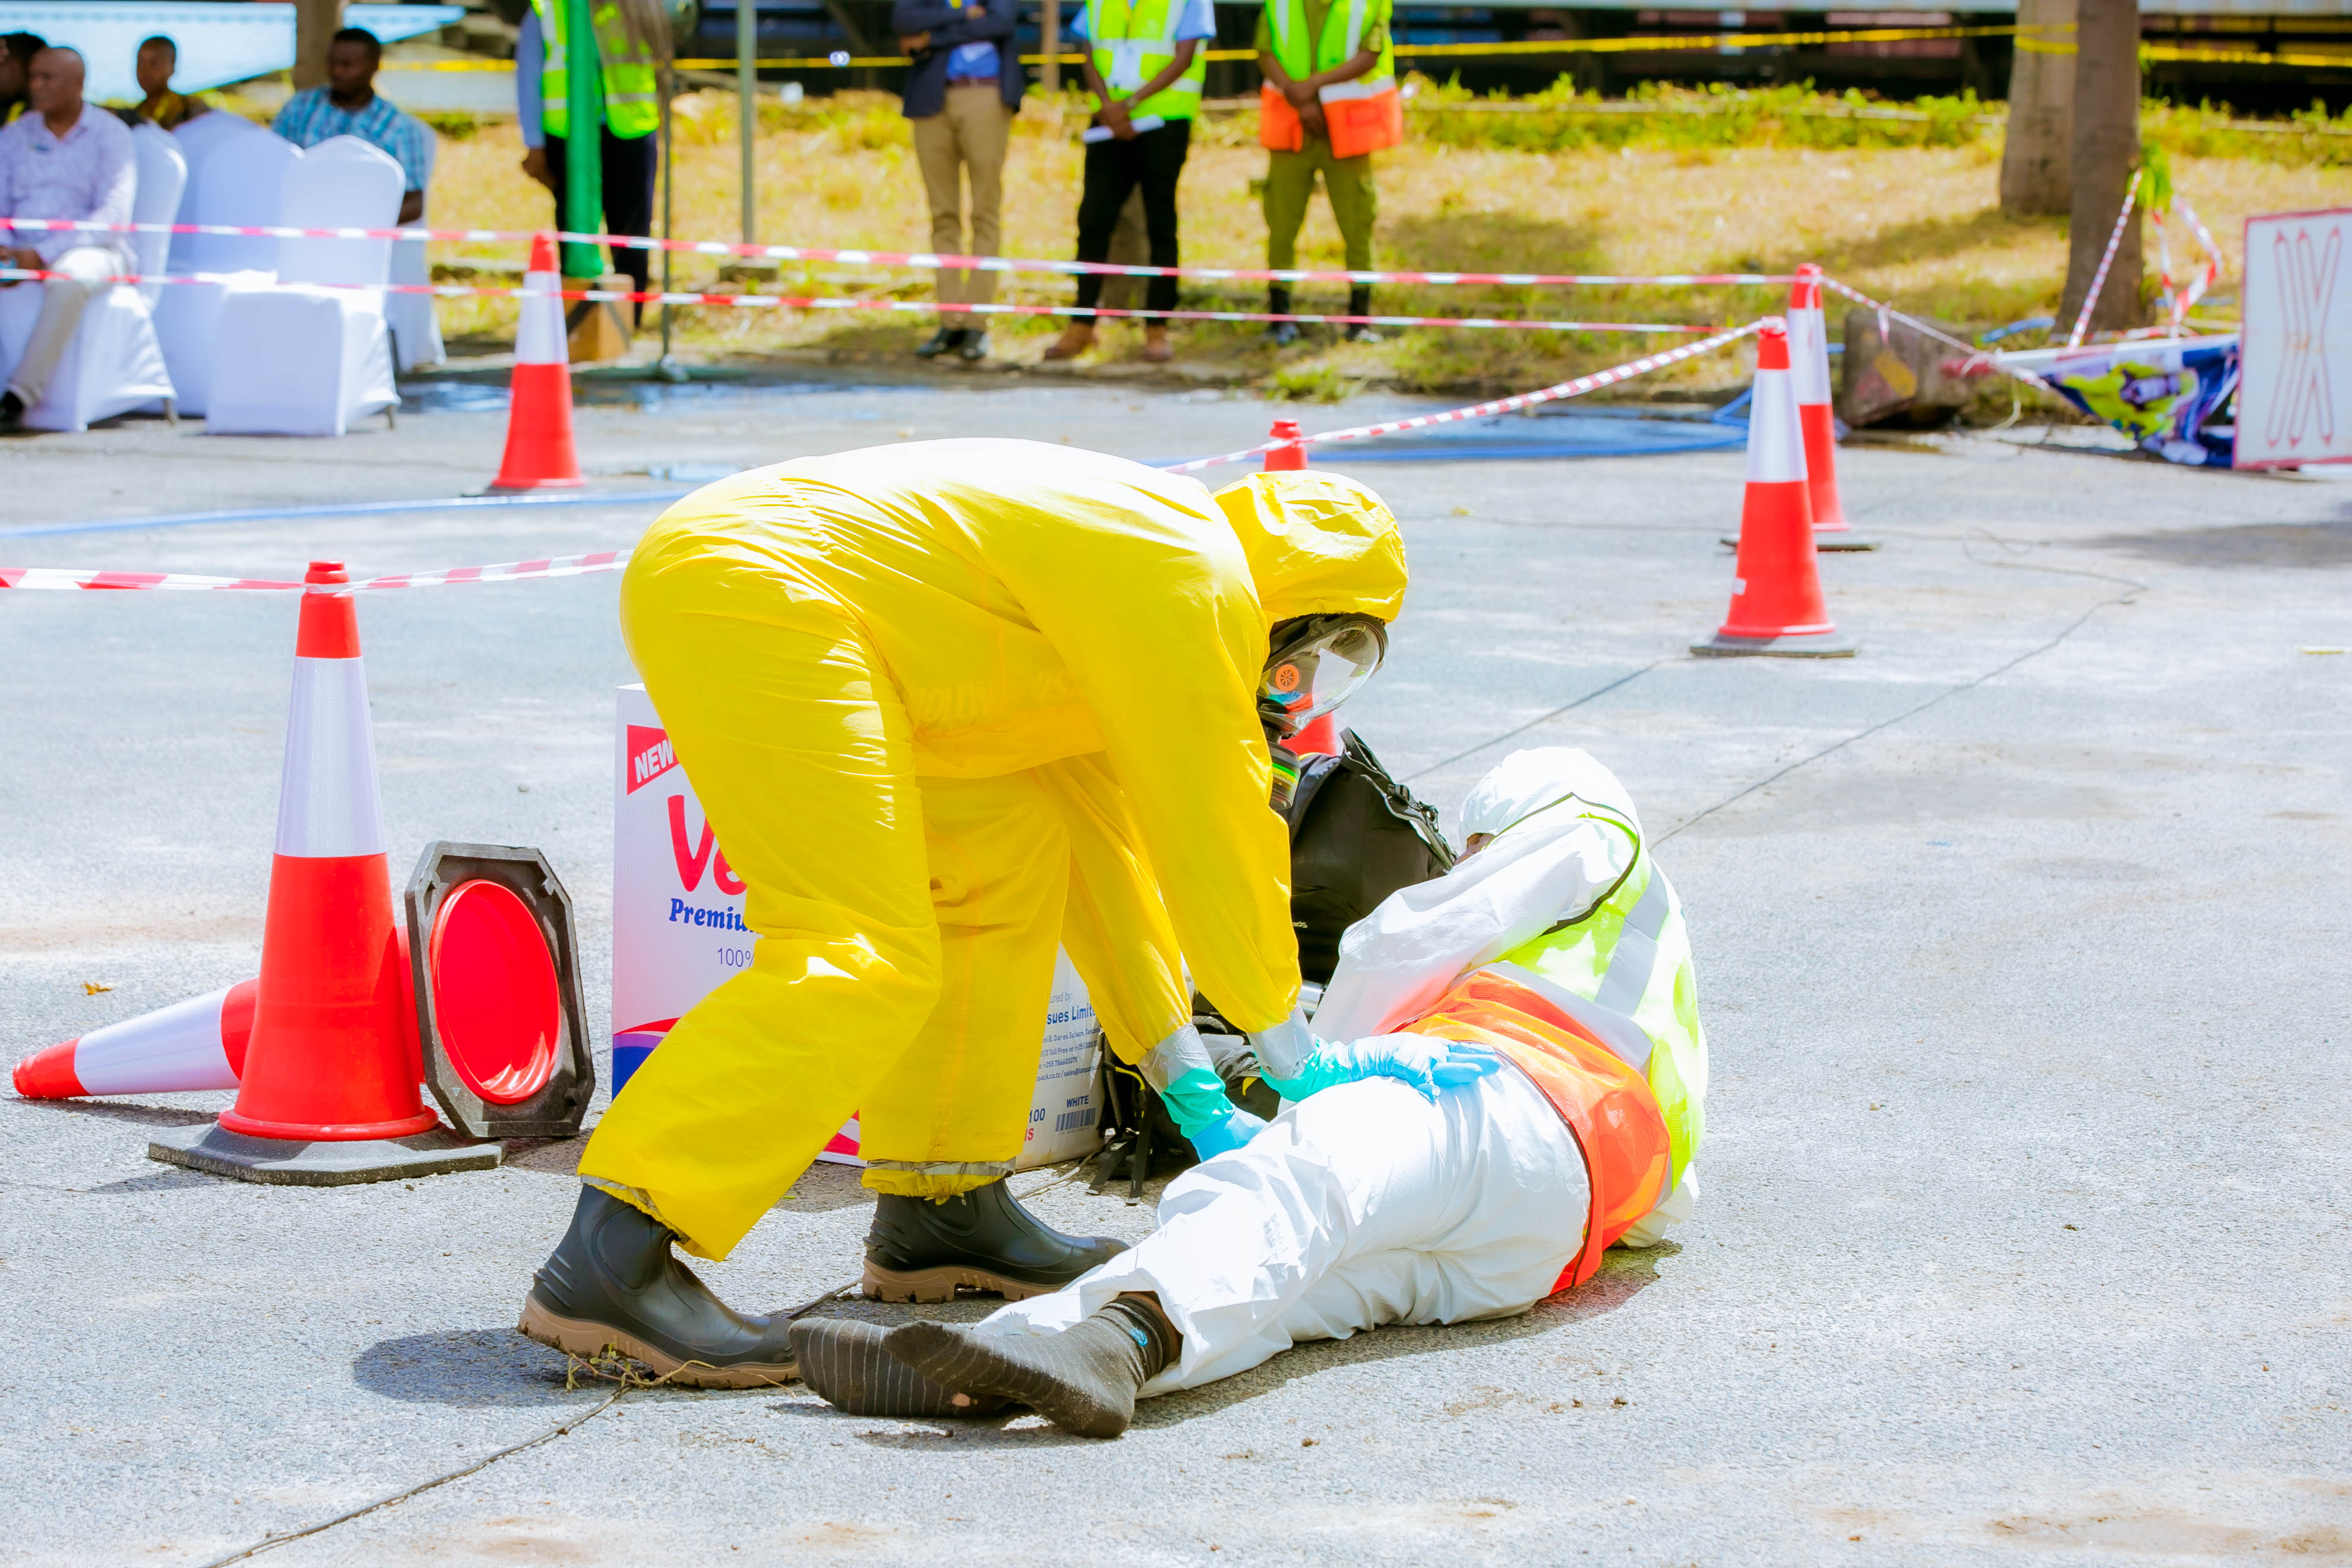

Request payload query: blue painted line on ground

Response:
[4,489,694,542]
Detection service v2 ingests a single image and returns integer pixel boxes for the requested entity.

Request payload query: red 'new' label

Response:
[627,725,678,794]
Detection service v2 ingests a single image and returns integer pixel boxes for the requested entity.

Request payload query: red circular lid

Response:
[428,879,561,1106]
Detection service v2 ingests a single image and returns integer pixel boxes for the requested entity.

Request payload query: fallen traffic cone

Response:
[14,979,258,1099]
[149,564,497,1185]
[1788,263,1874,552]
[1692,320,1857,659]
[489,233,582,491]
[1264,418,1307,471]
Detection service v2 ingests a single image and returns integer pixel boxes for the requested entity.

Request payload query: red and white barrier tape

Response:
[1158,320,1761,472]
[0,550,630,594]
[3,328,1761,589]
[2,220,1790,290]
[0,269,1714,335]
[2068,170,2144,349]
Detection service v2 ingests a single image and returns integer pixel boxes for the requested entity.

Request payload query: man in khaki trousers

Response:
[896,0,1021,363]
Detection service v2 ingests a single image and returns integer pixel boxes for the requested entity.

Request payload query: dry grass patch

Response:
[418,92,2346,394]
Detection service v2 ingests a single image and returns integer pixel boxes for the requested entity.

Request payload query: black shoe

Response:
[862,1178,1128,1303]
[958,330,991,362]
[882,1295,1177,1439]
[792,1317,1010,1417]
[915,327,967,359]
[517,1186,800,1388]
[1264,285,1299,347]
[1343,284,1382,343]
[0,390,23,429]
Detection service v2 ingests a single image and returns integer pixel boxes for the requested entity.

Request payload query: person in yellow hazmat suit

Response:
[517,438,1475,1388]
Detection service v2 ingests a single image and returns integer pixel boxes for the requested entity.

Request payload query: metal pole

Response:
[561,0,604,278]
[738,0,757,248]
[657,66,687,380]
[1041,0,1059,94]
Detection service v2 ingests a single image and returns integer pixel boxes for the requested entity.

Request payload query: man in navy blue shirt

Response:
[895,0,1023,362]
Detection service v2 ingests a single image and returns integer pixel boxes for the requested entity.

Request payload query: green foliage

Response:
[1402,78,1996,154]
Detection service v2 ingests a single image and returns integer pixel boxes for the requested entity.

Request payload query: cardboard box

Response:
[613,685,1102,1170]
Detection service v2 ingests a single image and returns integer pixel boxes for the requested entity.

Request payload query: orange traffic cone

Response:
[1692,320,1858,659]
[1290,713,1341,755]
[1263,418,1307,471]
[1789,264,1873,551]
[14,979,257,1099]
[218,562,440,1142]
[489,234,582,491]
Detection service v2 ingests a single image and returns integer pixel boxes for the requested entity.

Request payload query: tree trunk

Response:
[293,0,344,91]
[1999,0,2075,217]
[2059,0,2142,334]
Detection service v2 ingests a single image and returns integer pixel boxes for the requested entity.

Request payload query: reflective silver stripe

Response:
[1267,0,1292,56]
[1592,863,1670,1019]
[1343,0,1365,59]
[1481,960,1654,1073]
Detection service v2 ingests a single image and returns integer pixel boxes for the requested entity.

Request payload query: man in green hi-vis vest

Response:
[1256,0,1396,344]
[519,0,669,305]
[1040,0,1216,365]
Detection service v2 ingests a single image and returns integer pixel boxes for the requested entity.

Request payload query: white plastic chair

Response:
[0,122,179,432]
[152,128,298,416]
[206,135,402,437]
[387,125,444,372]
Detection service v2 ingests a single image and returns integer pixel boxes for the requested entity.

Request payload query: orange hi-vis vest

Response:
[1403,966,1671,1293]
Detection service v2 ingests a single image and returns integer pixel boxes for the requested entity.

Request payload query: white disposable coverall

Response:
[978,1067,1588,1392]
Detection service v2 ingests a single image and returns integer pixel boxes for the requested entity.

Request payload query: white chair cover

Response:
[0,123,178,432]
[129,125,186,304]
[206,136,402,437]
[165,110,265,276]
[154,130,299,415]
[388,125,444,371]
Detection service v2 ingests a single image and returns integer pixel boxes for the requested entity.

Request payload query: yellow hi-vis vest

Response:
[1472,797,1708,1205]
[1260,0,1399,156]
[533,0,660,140]
[1085,0,1207,123]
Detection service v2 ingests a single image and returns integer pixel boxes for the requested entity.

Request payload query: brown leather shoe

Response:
[1041,324,1096,361]
[1142,327,1173,363]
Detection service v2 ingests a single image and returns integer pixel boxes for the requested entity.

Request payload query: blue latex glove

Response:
[1159,1065,1269,1159]
[1263,1035,1505,1102]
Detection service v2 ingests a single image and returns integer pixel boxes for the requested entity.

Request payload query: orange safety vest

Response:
[1402,966,1671,1293]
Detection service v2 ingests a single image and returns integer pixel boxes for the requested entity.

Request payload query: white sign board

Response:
[612,686,1102,1170]
[2237,208,2352,470]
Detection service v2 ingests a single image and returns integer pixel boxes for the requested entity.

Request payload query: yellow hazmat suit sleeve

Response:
[974,475,1303,1035]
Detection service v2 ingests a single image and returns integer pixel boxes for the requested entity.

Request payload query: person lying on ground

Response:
[793,745,1710,1436]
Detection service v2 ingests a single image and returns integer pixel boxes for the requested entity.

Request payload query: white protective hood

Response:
[1312,748,1643,1044]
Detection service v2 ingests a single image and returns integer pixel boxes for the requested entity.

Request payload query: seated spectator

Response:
[122,36,209,130]
[271,27,430,225]
[0,47,134,428]
[0,32,46,127]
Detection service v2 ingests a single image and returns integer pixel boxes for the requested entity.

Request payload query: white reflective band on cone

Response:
[1788,304,1835,406]
[1745,368,1809,485]
[274,657,388,858]
[516,270,567,366]
[74,984,239,1095]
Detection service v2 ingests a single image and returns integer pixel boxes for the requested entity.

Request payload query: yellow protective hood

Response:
[1213,471,1408,625]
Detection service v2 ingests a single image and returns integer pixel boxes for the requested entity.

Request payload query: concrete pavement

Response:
[2,380,2347,1566]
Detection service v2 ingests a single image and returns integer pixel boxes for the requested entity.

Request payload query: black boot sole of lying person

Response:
[791,1317,1009,1417]
[882,1295,1177,1439]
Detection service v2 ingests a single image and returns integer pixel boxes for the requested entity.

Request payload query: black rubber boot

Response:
[517,1186,800,1388]
[916,326,966,359]
[792,1317,1009,1418]
[884,1294,1178,1439]
[1343,284,1382,343]
[1264,286,1300,347]
[862,1178,1128,1303]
